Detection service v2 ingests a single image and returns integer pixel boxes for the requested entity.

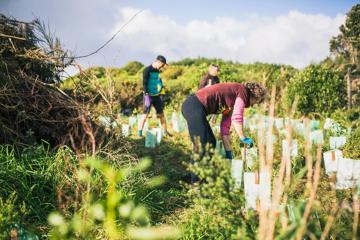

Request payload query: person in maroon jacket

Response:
[182,82,266,160]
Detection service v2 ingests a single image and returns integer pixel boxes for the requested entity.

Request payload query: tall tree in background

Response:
[330,4,360,108]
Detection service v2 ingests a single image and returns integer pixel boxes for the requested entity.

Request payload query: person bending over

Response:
[182,82,266,159]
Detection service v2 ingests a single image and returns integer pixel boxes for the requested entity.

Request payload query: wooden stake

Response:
[347,67,352,110]
[244,144,247,169]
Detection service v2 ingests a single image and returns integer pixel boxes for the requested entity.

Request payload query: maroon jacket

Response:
[195,83,250,115]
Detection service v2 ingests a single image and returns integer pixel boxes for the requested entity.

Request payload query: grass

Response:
[0,134,188,238]
[0,144,74,225]
[126,130,192,224]
[0,110,358,239]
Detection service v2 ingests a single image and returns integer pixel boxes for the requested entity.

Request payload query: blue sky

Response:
[121,0,357,20]
[1,0,358,73]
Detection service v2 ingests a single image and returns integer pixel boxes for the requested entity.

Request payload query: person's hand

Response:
[240,137,254,148]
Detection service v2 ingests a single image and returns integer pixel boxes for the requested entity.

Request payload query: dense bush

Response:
[122,61,144,75]
[179,153,257,239]
[61,59,298,113]
[343,126,360,159]
[330,107,360,129]
[161,66,184,80]
[285,64,346,116]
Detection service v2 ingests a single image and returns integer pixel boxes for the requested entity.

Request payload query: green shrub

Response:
[122,61,144,75]
[0,193,25,239]
[331,108,360,129]
[342,126,360,159]
[180,153,257,239]
[285,64,346,116]
[61,59,298,113]
[161,66,184,80]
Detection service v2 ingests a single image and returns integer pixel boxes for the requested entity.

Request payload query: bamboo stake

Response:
[295,146,322,240]
[352,189,359,240]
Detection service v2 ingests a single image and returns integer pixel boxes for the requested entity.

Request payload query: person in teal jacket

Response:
[138,55,171,137]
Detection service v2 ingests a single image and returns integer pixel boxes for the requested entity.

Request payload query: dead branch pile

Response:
[0,14,102,153]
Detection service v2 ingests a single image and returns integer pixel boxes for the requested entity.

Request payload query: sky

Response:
[1,0,358,73]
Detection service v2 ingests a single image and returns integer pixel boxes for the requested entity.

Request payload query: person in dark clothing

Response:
[199,64,220,89]
[138,55,170,137]
[182,82,266,160]
[199,64,221,124]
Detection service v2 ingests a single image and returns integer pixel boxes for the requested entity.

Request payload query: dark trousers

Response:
[182,95,216,183]
[181,95,216,155]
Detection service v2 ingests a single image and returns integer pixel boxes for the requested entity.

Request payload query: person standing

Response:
[199,64,220,89]
[199,64,221,124]
[138,55,170,137]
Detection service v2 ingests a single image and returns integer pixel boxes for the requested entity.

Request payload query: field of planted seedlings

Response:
[0,3,359,240]
[94,97,358,240]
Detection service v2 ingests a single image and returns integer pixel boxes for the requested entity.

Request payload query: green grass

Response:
[0,144,75,226]
[0,113,358,239]
[126,131,192,224]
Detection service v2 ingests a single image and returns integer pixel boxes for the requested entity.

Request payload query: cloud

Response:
[111,7,345,68]
[1,1,346,69]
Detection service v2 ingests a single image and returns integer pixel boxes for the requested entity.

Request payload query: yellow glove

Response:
[160,87,166,95]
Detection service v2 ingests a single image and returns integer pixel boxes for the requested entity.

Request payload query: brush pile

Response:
[0,14,100,152]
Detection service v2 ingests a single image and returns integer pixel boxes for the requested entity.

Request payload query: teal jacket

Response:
[143,65,163,96]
